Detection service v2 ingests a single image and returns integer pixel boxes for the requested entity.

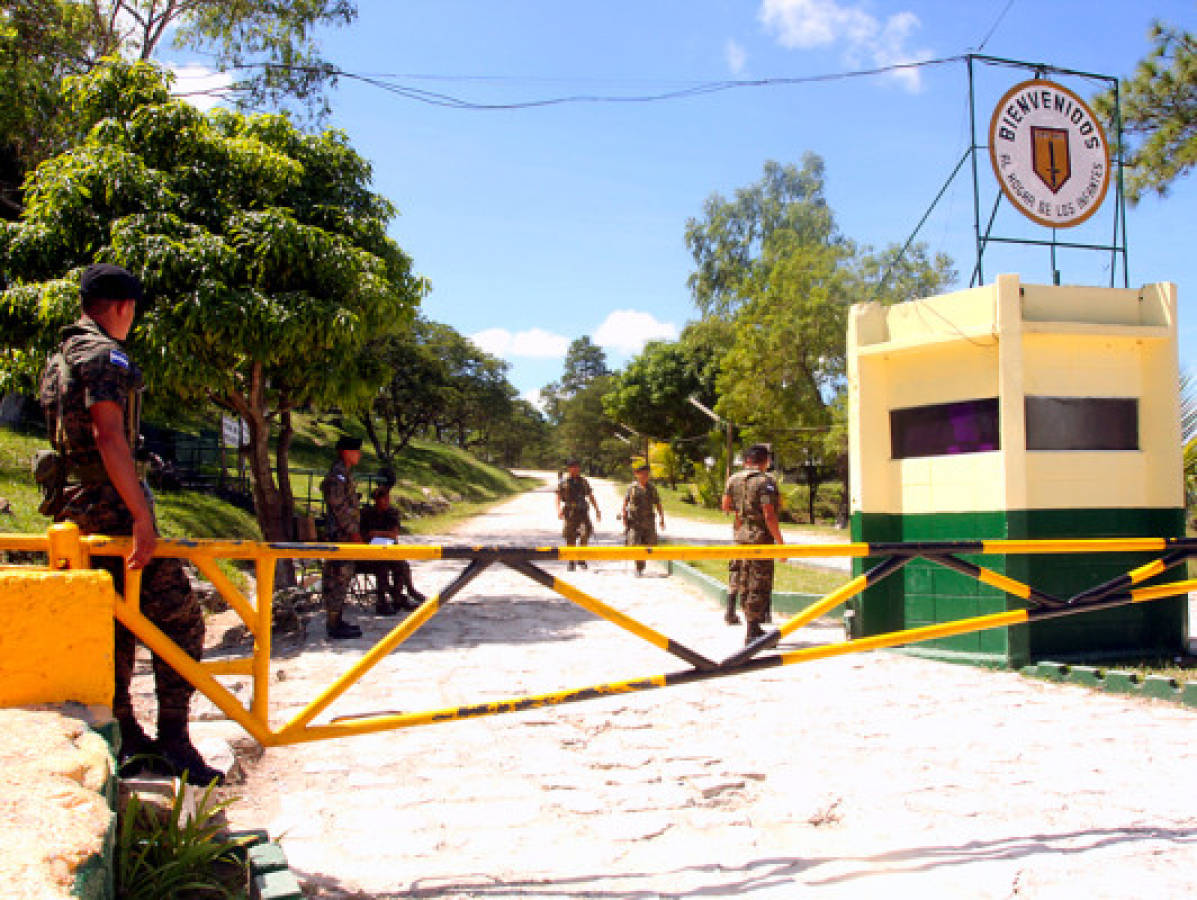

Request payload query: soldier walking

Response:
[621,463,665,576]
[38,264,221,783]
[556,458,600,571]
[321,435,364,639]
[722,444,785,643]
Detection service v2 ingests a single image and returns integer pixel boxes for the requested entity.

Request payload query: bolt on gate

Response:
[5,523,1196,746]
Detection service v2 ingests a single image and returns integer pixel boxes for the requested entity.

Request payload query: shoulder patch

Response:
[109,348,130,369]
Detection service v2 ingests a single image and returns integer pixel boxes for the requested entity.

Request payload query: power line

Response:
[974,0,1016,53]
[224,56,967,111]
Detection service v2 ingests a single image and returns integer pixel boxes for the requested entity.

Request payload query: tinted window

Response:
[1025,397,1138,451]
[890,398,1000,459]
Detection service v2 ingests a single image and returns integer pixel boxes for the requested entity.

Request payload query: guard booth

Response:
[846,274,1187,668]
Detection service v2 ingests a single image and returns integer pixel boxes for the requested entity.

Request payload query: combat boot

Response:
[578,560,588,570]
[116,716,161,777]
[745,621,766,645]
[375,597,397,616]
[157,713,224,786]
[724,593,741,625]
[327,612,362,639]
[567,561,576,572]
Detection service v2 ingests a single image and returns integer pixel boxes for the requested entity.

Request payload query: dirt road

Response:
[203,474,1195,898]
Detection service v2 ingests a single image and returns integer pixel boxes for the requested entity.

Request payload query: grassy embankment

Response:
[1,416,534,549]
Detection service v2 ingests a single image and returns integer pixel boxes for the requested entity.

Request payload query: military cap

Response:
[565,457,580,467]
[80,263,143,303]
[335,435,363,452]
[634,463,651,473]
[744,443,771,463]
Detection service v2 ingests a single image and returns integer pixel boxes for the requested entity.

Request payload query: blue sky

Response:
[174,1,1197,401]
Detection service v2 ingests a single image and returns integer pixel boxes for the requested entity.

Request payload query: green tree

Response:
[0,60,423,542]
[685,156,953,521]
[1096,21,1197,202]
[601,334,722,446]
[482,398,552,468]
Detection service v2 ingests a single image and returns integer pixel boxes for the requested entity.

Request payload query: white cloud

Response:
[521,388,547,411]
[169,64,234,111]
[593,310,679,355]
[758,0,932,92]
[725,38,748,75]
[470,327,570,358]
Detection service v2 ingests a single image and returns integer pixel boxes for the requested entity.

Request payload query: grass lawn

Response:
[650,483,849,538]
[683,556,850,596]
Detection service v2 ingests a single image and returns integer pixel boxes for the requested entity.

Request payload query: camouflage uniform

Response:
[321,458,360,618]
[39,315,204,726]
[558,474,594,546]
[622,480,660,575]
[360,502,418,605]
[724,469,779,626]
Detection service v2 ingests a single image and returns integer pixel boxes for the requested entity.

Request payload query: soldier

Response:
[321,435,364,639]
[722,444,785,643]
[556,458,600,571]
[38,264,221,783]
[621,463,665,576]
[360,484,425,615]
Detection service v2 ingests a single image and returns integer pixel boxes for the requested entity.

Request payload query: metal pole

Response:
[968,55,985,287]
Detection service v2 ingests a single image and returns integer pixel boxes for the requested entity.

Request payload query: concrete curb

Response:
[1020,661,1197,708]
[231,830,304,900]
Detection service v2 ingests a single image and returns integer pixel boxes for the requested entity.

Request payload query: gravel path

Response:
[191,474,1195,898]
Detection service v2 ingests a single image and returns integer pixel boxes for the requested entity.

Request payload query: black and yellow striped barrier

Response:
[3,524,1194,746]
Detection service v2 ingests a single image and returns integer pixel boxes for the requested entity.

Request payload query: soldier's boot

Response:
[375,597,397,616]
[745,621,766,645]
[157,713,224,786]
[116,716,161,777]
[724,593,741,625]
[567,561,576,572]
[327,611,362,640]
[634,561,645,577]
[578,560,588,570]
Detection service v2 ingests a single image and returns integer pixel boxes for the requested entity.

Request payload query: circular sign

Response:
[988,79,1110,228]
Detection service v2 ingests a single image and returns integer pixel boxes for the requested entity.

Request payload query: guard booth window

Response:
[890,398,1000,459]
[1025,397,1139,451]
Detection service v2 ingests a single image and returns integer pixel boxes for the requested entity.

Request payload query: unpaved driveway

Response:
[199,473,1195,898]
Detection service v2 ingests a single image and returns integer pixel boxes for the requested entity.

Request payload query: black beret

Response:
[80,264,143,303]
[745,443,771,462]
[634,463,651,473]
[335,435,363,452]
[565,458,580,467]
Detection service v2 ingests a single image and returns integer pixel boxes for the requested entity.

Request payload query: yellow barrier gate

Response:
[4,523,1195,746]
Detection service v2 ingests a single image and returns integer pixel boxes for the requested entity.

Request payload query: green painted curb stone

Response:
[1066,666,1103,687]
[253,868,303,900]
[1103,670,1142,694]
[1035,661,1070,681]
[248,842,289,875]
[1181,682,1197,708]
[1141,674,1181,700]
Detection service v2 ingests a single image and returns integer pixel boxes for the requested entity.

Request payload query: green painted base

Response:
[850,508,1188,669]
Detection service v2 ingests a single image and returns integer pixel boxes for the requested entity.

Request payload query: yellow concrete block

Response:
[0,570,114,708]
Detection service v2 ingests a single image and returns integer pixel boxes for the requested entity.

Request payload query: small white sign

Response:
[221,415,248,447]
[988,79,1110,229]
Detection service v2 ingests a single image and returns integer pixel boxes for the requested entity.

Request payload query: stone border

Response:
[1021,661,1197,708]
[230,829,304,900]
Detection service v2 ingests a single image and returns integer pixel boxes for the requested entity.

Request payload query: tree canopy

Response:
[1097,21,1197,202]
[0,59,422,539]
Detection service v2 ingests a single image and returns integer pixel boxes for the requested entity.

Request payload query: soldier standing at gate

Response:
[38,264,221,783]
[556,458,601,571]
[621,463,665,576]
[722,444,785,643]
[321,435,364,639]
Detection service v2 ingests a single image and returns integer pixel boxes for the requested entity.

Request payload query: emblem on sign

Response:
[988,79,1110,228]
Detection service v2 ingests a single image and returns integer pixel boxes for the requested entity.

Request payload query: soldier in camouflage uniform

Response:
[556,458,600,572]
[38,264,221,784]
[321,435,364,639]
[621,463,665,576]
[722,444,785,643]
